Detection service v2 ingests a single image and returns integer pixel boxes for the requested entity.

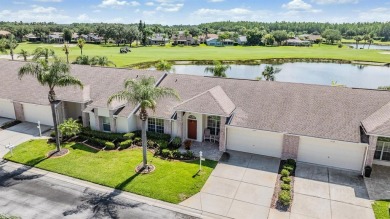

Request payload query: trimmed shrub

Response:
[134,137,142,146]
[281,169,290,177]
[81,128,126,141]
[133,130,171,142]
[286,159,296,167]
[283,164,294,172]
[281,183,291,191]
[104,141,116,150]
[161,149,171,158]
[119,140,133,149]
[278,190,291,206]
[171,137,182,149]
[172,150,182,159]
[156,140,168,150]
[50,131,56,138]
[183,150,194,159]
[124,133,135,140]
[282,176,292,184]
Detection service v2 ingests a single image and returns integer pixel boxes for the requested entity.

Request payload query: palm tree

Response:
[7,35,18,60]
[204,61,230,77]
[18,58,84,152]
[17,49,29,61]
[261,65,281,81]
[32,47,55,63]
[353,36,362,49]
[107,76,179,169]
[0,38,7,54]
[77,38,86,55]
[63,43,70,63]
[155,60,173,72]
[368,38,373,49]
[91,56,116,67]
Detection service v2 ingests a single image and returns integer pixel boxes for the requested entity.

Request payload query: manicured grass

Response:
[341,38,390,46]
[4,139,217,204]
[372,200,390,219]
[14,42,390,68]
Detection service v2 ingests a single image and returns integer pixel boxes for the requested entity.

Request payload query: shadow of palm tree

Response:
[115,172,140,190]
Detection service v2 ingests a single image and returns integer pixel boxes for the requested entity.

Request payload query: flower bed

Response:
[271,158,296,211]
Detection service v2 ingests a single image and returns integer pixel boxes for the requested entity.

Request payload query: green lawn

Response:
[373,200,390,219]
[4,139,217,204]
[14,42,390,68]
[341,38,390,46]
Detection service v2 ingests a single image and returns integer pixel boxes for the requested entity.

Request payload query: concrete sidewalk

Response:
[0,160,228,219]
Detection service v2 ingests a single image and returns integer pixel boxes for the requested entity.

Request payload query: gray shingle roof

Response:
[0,60,164,112]
[148,74,390,143]
[361,102,390,137]
[174,86,235,116]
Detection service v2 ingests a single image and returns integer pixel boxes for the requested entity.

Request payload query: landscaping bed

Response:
[4,139,217,204]
[271,159,297,211]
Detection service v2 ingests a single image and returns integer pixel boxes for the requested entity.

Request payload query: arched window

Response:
[188,115,196,120]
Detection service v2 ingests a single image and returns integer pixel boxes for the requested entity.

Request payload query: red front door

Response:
[188,119,197,140]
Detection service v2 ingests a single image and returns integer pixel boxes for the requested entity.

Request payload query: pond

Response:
[169,63,390,89]
[346,44,390,50]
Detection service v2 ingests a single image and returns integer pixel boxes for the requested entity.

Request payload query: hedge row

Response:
[278,159,296,206]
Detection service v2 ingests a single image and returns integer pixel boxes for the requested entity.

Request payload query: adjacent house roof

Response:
[0,30,11,36]
[147,73,390,143]
[361,102,390,137]
[174,86,236,116]
[0,60,165,112]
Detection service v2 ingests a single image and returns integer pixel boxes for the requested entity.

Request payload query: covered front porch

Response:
[178,141,223,161]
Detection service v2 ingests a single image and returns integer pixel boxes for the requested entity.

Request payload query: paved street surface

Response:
[0,122,51,158]
[0,161,200,219]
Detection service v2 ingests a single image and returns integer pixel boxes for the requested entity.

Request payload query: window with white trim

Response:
[375,141,390,162]
[148,118,164,133]
[207,116,221,135]
[102,117,111,132]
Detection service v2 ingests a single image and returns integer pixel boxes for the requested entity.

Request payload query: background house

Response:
[0,30,11,38]
[237,36,247,45]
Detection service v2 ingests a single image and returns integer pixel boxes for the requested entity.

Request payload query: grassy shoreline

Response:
[8,42,390,67]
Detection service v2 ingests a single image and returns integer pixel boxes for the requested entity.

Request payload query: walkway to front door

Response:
[188,119,197,140]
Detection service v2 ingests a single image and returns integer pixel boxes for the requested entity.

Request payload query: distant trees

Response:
[73,55,115,67]
[263,34,275,46]
[246,28,266,45]
[321,29,342,44]
[63,28,72,42]
[272,30,288,46]
[353,35,362,49]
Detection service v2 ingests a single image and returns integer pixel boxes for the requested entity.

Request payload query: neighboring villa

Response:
[47,32,64,44]
[299,34,323,43]
[1,59,390,174]
[206,38,234,46]
[237,36,247,45]
[148,34,169,45]
[171,32,195,45]
[199,34,219,44]
[286,37,311,46]
[0,30,11,38]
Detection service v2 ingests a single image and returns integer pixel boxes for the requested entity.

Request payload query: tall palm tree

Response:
[32,47,55,63]
[18,58,84,152]
[204,61,230,77]
[353,36,362,49]
[17,49,29,61]
[91,56,116,67]
[7,35,18,61]
[107,76,179,169]
[63,43,70,63]
[155,60,173,72]
[262,65,281,81]
[77,38,86,55]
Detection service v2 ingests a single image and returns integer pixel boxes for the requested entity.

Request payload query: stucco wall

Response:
[89,112,96,130]
[0,99,16,119]
[64,102,82,120]
[366,135,378,167]
[116,117,129,133]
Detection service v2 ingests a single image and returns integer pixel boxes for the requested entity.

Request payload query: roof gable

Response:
[174,86,235,116]
[362,101,390,136]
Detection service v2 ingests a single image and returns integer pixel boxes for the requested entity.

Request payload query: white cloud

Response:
[34,0,62,2]
[282,0,321,12]
[98,0,140,8]
[145,2,154,6]
[311,0,358,4]
[0,5,69,23]
[208,0,224,2]
[359,8,390,22]
[156,3,183,12]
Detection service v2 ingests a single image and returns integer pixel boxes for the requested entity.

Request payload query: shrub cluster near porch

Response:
[4,139,217,204]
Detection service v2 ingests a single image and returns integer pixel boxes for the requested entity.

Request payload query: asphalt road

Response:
[0,161,198,219]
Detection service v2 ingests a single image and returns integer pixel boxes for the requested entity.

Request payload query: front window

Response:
[148,118,164,133]
[102,117,111,132]
[207,116,221,135]
[375,141,390,162]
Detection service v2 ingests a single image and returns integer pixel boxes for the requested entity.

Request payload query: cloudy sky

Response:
[0,0,389,24]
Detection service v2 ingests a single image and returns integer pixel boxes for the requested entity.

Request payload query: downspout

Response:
[224,121,227,152]
[361,144,369,176]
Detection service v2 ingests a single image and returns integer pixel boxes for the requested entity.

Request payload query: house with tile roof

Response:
[1,59,389,173]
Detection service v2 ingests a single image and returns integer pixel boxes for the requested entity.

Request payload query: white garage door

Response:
[0,99,15,119]
[298,136,366,171]
[226,126,283,158]
[23,103,53,126]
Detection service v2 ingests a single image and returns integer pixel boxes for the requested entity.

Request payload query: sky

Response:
[0,0,389,24]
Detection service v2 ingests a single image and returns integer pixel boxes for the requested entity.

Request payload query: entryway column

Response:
[177,112,184,140]
[109,110,117,133]
[94,108,100,131]
[281,134,300,160]
[219,117,227,152]
[366,135,378,167]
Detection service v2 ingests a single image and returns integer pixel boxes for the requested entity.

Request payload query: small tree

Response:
[91,56,116,67]
[32,47,55,63]
[353,36,362,49]
[262,65,281,81]
[63,43,70,63]
[77,38,86,55]
[155,60,173,72]
[204,61,230,77]
[7,35,18,60]
[18,49,29,61]
[59,118,81,140]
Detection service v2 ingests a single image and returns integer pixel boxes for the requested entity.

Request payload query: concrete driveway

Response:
[180,150,279,219]
[365,164,390,200]
[0,122,51,158]
[288,163,375,219]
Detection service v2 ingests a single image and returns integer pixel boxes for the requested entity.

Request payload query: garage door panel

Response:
[226,127,283,158]
[0,100,16,119]
[23,103,53,126]
[298,136,365,171]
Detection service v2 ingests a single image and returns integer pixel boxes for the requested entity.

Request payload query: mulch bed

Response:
[271,160,295,212]
[46,148,69,158]
[135,164,156,174]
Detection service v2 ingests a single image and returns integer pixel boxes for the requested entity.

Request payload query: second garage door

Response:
[226,126,283,158]
[298,136,366,171]
[23,103,53,126]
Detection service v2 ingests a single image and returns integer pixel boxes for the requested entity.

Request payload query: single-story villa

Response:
[237,36,247,45]
[206,38,234,46]
[0,30,11,38]
[148,35,169,45]
[1,59,390,174]
[286,37,311,46]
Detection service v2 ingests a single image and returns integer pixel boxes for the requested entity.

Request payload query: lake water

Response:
[346,44,390,50]
[170,63,390,89]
